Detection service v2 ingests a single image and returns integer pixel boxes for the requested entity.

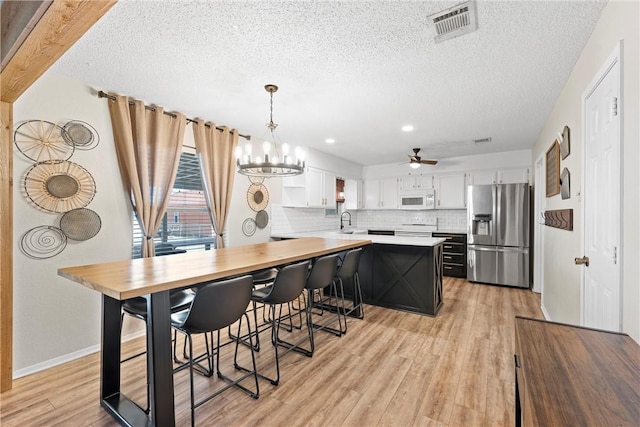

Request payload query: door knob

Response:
[574,256,590,267]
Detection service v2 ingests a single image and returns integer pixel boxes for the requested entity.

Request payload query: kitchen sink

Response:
[340,229,367,234]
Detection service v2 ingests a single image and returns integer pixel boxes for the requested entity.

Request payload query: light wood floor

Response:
[0,277,542,426]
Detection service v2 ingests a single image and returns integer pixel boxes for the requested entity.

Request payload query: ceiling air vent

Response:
[473,137,492,144]
[428,0,478,44]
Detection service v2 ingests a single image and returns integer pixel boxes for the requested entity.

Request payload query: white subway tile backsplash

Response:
[271,204,340,233]
[271,205,467,234]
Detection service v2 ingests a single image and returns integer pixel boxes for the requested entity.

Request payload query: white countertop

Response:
[271,231,446,247]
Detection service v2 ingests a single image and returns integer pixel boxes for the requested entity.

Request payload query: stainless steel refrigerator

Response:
[467,183,530,288]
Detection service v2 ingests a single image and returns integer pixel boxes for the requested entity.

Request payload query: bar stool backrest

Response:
[179,275,253,334]
[262,260,310,304]
[336,248,363,280]
[306,254,339,290]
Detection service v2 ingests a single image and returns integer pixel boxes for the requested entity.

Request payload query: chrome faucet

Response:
[340,211,352,230]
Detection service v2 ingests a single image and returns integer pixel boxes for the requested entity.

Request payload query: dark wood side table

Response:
[514,316,640,426]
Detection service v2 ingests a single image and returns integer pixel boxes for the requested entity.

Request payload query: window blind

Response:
[132,152,215,258]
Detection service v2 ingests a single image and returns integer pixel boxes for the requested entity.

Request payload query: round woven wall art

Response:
[255,210,269,229]
[63,120,100,150]
[247,183,269,212]
[60,208,102,241]
[24,161,97,213]
[20,225,67,259]
[248,175,265,185]
[14,120,75,162]
[242,218,257,237]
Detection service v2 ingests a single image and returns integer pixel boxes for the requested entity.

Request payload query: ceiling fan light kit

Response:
[236,84,305,178]
[406,147,438,168]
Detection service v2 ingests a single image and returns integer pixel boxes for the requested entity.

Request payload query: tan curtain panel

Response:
[107,93,186,257]
[192,121,238,249]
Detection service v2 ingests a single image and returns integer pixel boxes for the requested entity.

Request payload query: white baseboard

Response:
[540,304,551,320]
[13,329,146,380]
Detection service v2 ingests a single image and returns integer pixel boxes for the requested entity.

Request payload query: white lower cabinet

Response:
[364,178,398,209]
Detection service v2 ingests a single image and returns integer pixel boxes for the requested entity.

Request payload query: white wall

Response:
[13,72,133,375]
[10,72,366,375]
[364,149,532,179]
[531,0,639,342]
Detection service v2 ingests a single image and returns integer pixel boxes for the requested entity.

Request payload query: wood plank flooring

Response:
[0,278,542,426]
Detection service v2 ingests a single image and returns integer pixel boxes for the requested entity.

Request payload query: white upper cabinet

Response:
[343,178,363,210]
[364,178,398,209]
[467,168,529,185]
[497,168,529,184]
[436,173,466,209]
[467,170,497,185]
[282,166,336,207]
[398,175,434,191]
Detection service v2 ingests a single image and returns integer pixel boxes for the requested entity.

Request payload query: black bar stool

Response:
[334,247,364,334]
[171,275,259,427]
[304,253,342,355]
[249,260,310,385]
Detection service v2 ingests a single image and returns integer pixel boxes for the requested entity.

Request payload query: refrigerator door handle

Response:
[496,246,529,254]
[468,245,499,252]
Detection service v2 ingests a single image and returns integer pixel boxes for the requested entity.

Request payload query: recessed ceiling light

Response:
[325,138,336,144]
[401,125,414,132]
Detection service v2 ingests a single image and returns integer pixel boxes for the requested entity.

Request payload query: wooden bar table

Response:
[58,237,371,427]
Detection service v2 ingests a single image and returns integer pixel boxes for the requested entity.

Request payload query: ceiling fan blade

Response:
[420,160,438,165]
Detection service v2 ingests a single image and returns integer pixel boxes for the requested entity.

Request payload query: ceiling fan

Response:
[403,148,438,169]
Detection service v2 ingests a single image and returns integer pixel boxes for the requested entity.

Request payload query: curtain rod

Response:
[97,91,251,140]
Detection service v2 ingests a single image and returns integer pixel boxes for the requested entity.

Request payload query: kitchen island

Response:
[272,231,445,316]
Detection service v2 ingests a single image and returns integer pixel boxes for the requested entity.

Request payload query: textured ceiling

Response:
[51,0,607,166]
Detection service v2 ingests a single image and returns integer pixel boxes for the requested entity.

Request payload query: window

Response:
[132,151,215,258]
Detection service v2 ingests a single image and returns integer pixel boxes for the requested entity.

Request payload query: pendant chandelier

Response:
[236,84,305,177]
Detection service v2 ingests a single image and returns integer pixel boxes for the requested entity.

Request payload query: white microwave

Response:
[399,188,436,210]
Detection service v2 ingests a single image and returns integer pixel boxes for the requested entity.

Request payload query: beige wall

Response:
[532,0,639,341]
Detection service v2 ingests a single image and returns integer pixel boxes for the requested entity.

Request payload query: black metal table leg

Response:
[100,292,176,427]
[101,295,122,402]
[146,291,176,425]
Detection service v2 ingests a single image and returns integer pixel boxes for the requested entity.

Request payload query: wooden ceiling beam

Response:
[0,0,116,103]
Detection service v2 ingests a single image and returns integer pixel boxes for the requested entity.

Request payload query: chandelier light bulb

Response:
[234,146,243,159]
[236,84,305,177]
[245,143,252,156]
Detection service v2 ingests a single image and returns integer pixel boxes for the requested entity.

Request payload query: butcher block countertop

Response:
[58,237,371,300]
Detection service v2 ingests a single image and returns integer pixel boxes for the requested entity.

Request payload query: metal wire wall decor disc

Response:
[14,120,74,162]
[248,175,265,184]
[24,161,97,213]
[20,226,68,259]
[62,120,100,150]
[255,210,269,229]
[242,218,257,236]
[247,183,269,211]
[59,208,102,241]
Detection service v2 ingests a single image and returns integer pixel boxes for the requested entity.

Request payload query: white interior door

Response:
[582,46,621,331]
